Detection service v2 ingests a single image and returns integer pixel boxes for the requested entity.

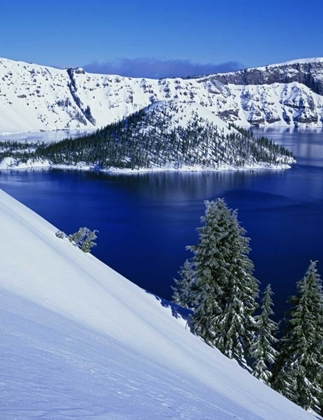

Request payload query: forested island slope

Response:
[0,101,295,171]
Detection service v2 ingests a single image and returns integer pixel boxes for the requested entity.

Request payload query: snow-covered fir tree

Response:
[177,199,259,365]
[172,259,195,308]
[251,284,279,385]
[272,261,323,413]
[68,227,98,253]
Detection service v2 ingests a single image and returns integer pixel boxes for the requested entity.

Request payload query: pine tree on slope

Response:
[272,261,323,413]
[251,284,279,385]
[180,199,259,365]
[172,259,195,308]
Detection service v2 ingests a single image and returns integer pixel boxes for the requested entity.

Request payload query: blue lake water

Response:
[0,127,323,320]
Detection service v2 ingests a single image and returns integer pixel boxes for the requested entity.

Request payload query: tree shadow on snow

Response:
[145,291,192,324]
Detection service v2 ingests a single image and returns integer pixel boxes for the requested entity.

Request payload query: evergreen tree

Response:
[251,284,279,384]
[69,227,98,253]
[81,229,98,253]
[172,259,195,308]
[181,199,259,364]
[272,261,323,413]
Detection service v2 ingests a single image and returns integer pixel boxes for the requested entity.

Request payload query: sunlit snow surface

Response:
[0,129,95,143]
[0,190,312,419]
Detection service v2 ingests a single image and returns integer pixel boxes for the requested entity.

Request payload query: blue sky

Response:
[1,0,323,77]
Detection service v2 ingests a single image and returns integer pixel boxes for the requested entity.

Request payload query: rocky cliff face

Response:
[210,60,323,95]
[0,57,323,133]
[205,59,323,126]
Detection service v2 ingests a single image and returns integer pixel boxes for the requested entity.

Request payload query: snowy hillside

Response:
[0,190,313,419]
[1,57,323,133]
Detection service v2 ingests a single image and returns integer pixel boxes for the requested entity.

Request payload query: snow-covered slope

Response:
[1,57,323,133]
[0,190,313,419]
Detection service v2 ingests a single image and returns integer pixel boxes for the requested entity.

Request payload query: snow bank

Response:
[0,157,50,170]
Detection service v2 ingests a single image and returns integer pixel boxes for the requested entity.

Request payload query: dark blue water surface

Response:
[1,127,323,320]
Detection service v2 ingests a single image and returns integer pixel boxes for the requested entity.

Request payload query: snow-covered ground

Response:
[0,158,292,172]
[0,190,313,419]
[0,129,96,143]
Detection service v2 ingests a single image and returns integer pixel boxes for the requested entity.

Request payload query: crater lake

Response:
[0,127,322,320]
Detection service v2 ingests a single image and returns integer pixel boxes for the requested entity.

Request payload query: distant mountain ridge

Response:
[212,58,323,94]
[1,56,323,133]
